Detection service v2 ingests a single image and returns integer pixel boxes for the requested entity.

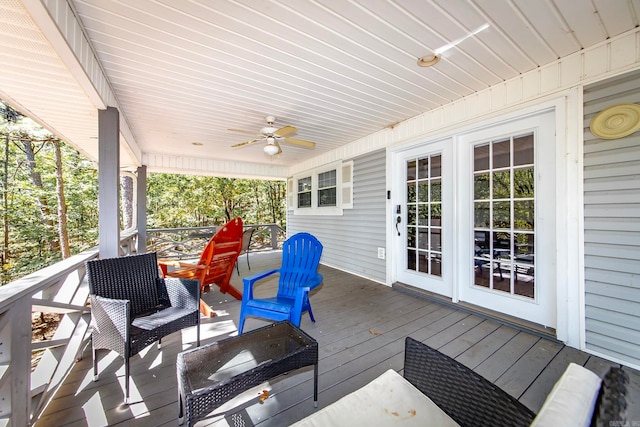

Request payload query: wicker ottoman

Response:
[177,321,318,426]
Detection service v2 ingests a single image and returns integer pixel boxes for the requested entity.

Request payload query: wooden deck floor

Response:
[37,251,639,426]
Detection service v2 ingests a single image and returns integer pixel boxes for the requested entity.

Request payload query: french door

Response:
[393,139,453,297]
[457,110,556,327]
[392,110,556,328]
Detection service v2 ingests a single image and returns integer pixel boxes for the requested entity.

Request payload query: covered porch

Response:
[36,250,640,426]
[2,0,640,424]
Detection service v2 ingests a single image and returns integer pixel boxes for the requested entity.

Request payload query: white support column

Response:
[136,165,147,253]
[98,107,120,258]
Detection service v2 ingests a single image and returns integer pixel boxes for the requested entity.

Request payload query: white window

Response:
[288,160,353,215]
[297,176,312,208]
[318,170,336,207]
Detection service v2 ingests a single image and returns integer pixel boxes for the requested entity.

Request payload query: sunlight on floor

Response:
[118,376,149,416]
[190,319,238,344]
[76,352,119,395]
[149,351,163,370]
[82,392,108,427]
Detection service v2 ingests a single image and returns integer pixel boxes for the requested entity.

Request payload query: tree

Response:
[53,139,70,258]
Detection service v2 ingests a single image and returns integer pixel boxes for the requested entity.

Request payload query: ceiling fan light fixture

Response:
[417,53,441,67]
[264,142,280,155]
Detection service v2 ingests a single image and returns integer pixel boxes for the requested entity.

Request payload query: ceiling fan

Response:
[229,115,316,155]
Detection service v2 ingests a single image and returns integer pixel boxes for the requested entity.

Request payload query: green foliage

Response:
[1,107,100,283]
[146,173,287,228]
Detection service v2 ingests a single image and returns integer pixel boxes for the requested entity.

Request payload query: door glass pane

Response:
[493,139,510,168]
[514,233,534,298]
[407,227,416,248]
[474,202,490,228]
[418,205,429,226]
[430,254,442,276]
[418,158,429,179]
[514,200,534,230]
[408,205,416,226]
[474,144,489,171]
[418,182,429,202]
[474,173,490,199]
[430,228,441,250]
[473,135,535,299]
[431,204,442,226]
[431,155,442,177]
[418,252,429,273]
[406,154,443,276]
[431,179,441,202]
[493,201,511,229]
[514,134,534,165]
[418,228,428,249]
[407,182,416,203]
[492,171,510,199]
[407,160,417,180]
[514,168,534,198]
[407,249,416,270]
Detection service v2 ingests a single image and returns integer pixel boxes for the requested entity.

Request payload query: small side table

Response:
[177,321,318,426]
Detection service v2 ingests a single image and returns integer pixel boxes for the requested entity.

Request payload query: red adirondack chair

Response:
[159,217,244,317]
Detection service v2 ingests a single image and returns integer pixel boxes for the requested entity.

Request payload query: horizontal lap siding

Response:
[583,71,640,367]
[288,149,386,283]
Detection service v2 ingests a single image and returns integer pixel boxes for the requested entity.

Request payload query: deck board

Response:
[36,251,640,426]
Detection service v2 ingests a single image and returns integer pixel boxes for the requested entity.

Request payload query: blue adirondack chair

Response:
[238,232,323,333]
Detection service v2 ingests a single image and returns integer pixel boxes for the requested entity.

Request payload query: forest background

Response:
[0,101,286,285]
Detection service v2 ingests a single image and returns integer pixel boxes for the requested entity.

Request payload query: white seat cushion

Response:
[291,369,460,427]
[530,363,601,427]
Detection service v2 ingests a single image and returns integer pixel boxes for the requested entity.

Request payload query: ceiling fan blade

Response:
[231,138,260,148]
[283,137,316,149]
[274,125,297,138]
[275,141,283,155]
[228,128,259,136]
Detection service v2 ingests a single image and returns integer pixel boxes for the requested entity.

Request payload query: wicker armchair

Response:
[86,252,200,404]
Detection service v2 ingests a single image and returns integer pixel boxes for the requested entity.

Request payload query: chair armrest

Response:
[242,269,279,299]
[161,277,200,310]
[158,259,204,277]
[243,268,279,284]
[90,295,130,354]
[306,273,323,290]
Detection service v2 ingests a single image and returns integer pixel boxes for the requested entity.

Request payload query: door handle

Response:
[395,216,401,236]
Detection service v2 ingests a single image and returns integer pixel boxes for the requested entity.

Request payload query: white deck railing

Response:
[0,231,138,426]
[147,223,285,259]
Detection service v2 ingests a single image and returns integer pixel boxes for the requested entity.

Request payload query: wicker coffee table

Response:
[177,321,318,426]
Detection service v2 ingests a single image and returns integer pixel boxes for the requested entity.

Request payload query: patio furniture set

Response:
[85,221,629,426]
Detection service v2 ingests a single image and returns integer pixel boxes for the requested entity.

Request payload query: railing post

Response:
[270,224,278,249]
[0,298,31,425]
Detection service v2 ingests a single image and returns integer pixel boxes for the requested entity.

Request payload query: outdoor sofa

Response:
[293,336,629,427]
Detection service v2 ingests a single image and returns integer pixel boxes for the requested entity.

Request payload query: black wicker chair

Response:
[403,337,630,427]
[86,252,200,403]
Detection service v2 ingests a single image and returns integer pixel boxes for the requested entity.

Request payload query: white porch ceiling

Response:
[1,0,640,177]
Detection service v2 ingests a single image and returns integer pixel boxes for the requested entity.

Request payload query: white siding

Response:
[583,71,640,367]
[288,149,386,284]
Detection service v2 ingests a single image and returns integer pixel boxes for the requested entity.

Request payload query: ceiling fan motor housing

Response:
[261,115,278,136]
[261,125,278,136]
